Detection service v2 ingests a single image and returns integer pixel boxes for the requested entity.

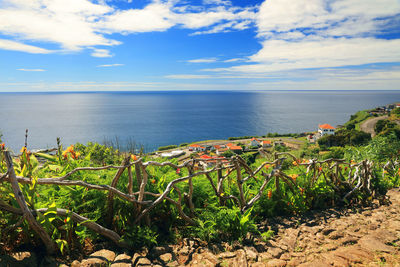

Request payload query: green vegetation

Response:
[179,143,189,147]
[228,136,257,140]
[344,110,371,130]
[318,128,371,149]
[0,107,400,256]
[158,144,178,151]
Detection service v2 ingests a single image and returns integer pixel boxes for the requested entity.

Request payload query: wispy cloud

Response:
[91,49,113,58]
[17,68,46,72]
[97,63,124,67]
[187,58,217,63]
[0,39,52,54]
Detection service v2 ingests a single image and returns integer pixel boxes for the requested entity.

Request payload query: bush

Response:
[318,129,371,149]
[158,145,178,151]
[179,143,189,147]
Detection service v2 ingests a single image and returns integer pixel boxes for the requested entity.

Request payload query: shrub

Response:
[158,145,178,151]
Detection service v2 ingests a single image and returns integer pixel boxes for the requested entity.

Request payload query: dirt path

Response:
[360,115,388,137]
[3,189,400,266]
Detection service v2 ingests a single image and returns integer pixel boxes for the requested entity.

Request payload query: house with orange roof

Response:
[229,145,243,153]
[318,124,335,136]
[216,147,229,155]
[188,144,206,152]
[262,140,272,148]
[250,137,261,147]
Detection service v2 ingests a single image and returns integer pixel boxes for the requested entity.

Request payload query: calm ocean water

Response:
[0,90,399,152]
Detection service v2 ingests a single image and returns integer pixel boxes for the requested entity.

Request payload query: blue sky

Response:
[0,0,399,92]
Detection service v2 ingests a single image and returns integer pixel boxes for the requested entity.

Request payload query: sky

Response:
[0,0,399,92]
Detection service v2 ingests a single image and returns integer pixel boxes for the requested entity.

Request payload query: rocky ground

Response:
[2,188,400,267]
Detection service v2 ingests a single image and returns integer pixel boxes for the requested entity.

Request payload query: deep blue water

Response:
[0,90,399,152]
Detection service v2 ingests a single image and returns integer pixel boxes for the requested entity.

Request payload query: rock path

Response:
[2,189,400,266]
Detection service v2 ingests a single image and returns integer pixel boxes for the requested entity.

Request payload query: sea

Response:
[0,90,399,153]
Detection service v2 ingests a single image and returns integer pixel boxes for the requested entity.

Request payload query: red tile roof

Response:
[226,143,234,147]
[319,124,335,130]
[200,155,213,159]
[262,140,271,144]
[190,144,201,147]
[230,146,242,150]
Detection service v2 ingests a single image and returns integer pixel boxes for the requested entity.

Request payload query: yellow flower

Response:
[292,161,298,166]
[20,147,27,153]
[131,154,137,161]
[383,170,388,174]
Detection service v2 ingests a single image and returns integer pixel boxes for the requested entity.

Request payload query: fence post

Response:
[3,151,57,254]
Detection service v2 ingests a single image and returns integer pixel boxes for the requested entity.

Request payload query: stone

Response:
[90,249,116,262]
[159,253,173,263]
[151,245,173,257]
[265,258,287,267]
[188,252,219,267]
[245,246,258,262]
[328,231,344,240]
[358,235,395,253]
[136,257,152,266]
[286,258,303,266]
[267,247,283,258]
[279,253,291,261]
[333,247,372,264]
[251,262,268,267]
[298,260,331,267]
[218,251,236,259]
[111,253,132,267]
[71,260,81,267]
[80,250,117,267]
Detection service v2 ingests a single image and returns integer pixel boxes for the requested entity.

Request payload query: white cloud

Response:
[0,39,52,54]
[0,0,119,51]
[97,63,124,67]
[205,0,400,75]
[17,68,46,71]
[91,48,113,58]
[0,0,258,57]
[187,58,217,63]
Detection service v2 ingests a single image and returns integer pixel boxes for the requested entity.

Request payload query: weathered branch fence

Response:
[0,150,395,254]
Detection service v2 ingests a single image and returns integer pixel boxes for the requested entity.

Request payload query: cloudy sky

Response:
[0,0,399,92]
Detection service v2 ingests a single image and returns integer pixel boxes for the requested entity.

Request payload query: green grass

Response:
[344,110,371,130]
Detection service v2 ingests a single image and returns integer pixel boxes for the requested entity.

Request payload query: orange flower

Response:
[131,154,137,161]
[318,167,323,172]
[151,179,156,184]
[383,170,388,174]
[290,174,298,181]
[268,190,272,199]
[292,161,298,166]
[344,166,348,171]
[64,218,67,223]
[0,143,4,150]
[265,164,270,169]
[66,145,74,153]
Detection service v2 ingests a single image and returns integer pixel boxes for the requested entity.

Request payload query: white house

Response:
[318,124,335,136]
[188,144,206,152]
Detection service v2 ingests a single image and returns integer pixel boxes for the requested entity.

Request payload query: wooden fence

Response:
[0,150,395,254]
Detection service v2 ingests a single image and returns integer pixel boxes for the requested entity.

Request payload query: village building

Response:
[262,140,272,148]
[318,124,335,136]
[188,144,206,152]
[250,137,261,147]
